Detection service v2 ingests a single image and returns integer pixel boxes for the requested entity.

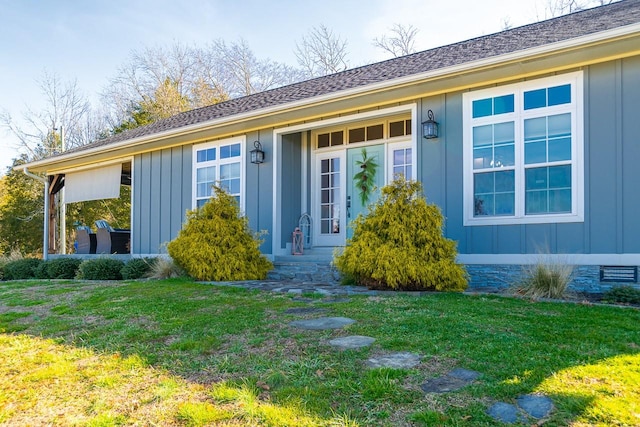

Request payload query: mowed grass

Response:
[0,279,638,426]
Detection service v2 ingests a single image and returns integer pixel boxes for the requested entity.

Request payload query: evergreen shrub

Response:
[602,285,640,305]
[45,258,83,279]
[34,261,50,279]
[3,258,42,280]
[167,186,272,281]
[77,258,125,280]
[121,258,155,280]
[334,179,467,291]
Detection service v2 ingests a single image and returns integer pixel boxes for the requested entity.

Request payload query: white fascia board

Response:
[21,23,640,173]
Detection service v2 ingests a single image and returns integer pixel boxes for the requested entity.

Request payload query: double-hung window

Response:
[463,72,584,225]
[193,137,244,209]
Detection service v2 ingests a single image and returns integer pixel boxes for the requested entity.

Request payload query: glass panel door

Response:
[314,152,345,246]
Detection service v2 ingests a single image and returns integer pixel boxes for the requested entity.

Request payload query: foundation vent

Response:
[599,266,638,283]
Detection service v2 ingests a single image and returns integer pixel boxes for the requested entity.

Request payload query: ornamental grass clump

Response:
[512,261,574,300]
[334,179,467,291]
[167,185,272,281]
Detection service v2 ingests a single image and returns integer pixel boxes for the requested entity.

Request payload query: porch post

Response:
[22,168,50,260]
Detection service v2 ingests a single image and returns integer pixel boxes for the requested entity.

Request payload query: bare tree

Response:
[536,0,617,19]
[0,71,96,160]
[295,25,349,78]
[373,24,419,58]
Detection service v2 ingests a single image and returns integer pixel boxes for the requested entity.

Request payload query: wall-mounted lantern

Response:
[250,140,265,164]
[422,109,439,139]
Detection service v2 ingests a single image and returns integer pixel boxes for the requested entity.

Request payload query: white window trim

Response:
[192,136,246,212]
[387,141,413,182]
[462,72,584,226]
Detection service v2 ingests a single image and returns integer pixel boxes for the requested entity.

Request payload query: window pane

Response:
[331,157,340,172]
[474,172,494,194]
[318,133,329,148]
[548,165,571,188]
[393,166,404,177]
[472,98,492,118]
[394,149,404,165]
[220,163,240,180]
[321,190,329,203]
[389,121,404,137]
[349,127,365,143]
[473,148,492,169]
[493,145,513,168]
[196,148,215,163]
[549,189,571,212]
[548,137,571,162]
[331,131,344,146]
[548,84,571,106]
[405,148,412,163]
[220,143,241,159]
[525,141,546,164]
[197,183,211,198]
[524,88,546,110]
[321,219,330,234]
[494,122,514,144]
[493,94,514,115]
[526,190,547,214]
[548,113,571,138]
[525,167,548,190]
[321,159,329,173]
[367,124,384,140]
[331,188,340,203]
[473,125,493,147]
[197,166,215,182]
[474,194,494,216]
[405,119,412,135]
[321,174,329,188]
[197,199,207,208]
[495,192,515,215]
[524,117,546,142]
[494,170,514,192]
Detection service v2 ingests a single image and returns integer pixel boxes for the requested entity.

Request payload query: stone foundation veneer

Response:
[465,264,640,294]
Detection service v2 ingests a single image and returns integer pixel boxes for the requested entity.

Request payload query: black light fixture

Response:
[422,109,439,139]
[250,140,265,164]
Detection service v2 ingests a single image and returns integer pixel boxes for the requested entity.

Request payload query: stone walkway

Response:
[216,279,554,424]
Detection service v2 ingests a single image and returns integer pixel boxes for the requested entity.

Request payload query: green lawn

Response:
[0,279,638,426]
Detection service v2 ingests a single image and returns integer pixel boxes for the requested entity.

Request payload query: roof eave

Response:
[20,21,640,174]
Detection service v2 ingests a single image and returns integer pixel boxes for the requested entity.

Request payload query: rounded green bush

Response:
[3,258,42,280]
[77,258,125,280]
[167,186,272,281]
[121,258,155,280]
[34,261,50,279]
[335,179,468,292]
[46,258,83,279]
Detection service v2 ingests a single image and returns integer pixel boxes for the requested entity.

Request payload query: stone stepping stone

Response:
[289,317,355,330]
[487,402,522,424]
[487,394,554,424]
[517,394,554,419]
[329,335,375,350]
[366,352,421,369]
[284,307,327,315]
[421,368,481,393]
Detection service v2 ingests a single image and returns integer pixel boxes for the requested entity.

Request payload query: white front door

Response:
[313,151,346,246]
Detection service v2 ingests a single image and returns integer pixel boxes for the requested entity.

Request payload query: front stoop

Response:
[268,251,339,284]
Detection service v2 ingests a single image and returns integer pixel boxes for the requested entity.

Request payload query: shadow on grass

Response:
[0,279,639,426]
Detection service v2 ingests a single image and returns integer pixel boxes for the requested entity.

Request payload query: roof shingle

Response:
[62,0,640,157]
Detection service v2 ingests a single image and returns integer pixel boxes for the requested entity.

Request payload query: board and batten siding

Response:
[132,146,192,254]
[419,56,640,256]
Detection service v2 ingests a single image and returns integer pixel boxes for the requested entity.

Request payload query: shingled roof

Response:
[64,0,640,157]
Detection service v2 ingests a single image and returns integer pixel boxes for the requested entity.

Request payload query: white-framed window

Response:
[463,72,584,226]
[193,136,245,209]
[388,141,412,181]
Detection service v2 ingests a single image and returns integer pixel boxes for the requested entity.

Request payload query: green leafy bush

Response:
[46,258,83,279]
[77,258,125,280]
[334,179,467,291]
[602,286,640,305]
[511,262,573,299]
[3,258,42,280]
[121,258,156,280]
[167,186,272,281]
[0,250,24,280]
[34,262,50,279]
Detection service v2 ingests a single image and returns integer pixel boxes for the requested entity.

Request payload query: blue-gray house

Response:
[22,1,640,290]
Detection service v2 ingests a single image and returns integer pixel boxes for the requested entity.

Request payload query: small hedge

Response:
[3,258,42,280]
[77,258,125,280]
[121,258,156,280]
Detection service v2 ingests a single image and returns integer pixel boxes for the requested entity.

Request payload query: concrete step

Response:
[268,259,340,284]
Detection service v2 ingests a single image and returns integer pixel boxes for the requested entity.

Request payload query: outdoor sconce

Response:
[422,109,439,139]
[250,140,265,164]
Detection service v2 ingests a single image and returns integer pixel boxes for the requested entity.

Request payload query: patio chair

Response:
[75,226,96,254]
[95,220,131,254]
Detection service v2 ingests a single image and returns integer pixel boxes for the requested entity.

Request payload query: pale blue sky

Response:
[0,0,560,173]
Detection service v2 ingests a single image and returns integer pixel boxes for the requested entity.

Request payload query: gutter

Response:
[22,168,49,260]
